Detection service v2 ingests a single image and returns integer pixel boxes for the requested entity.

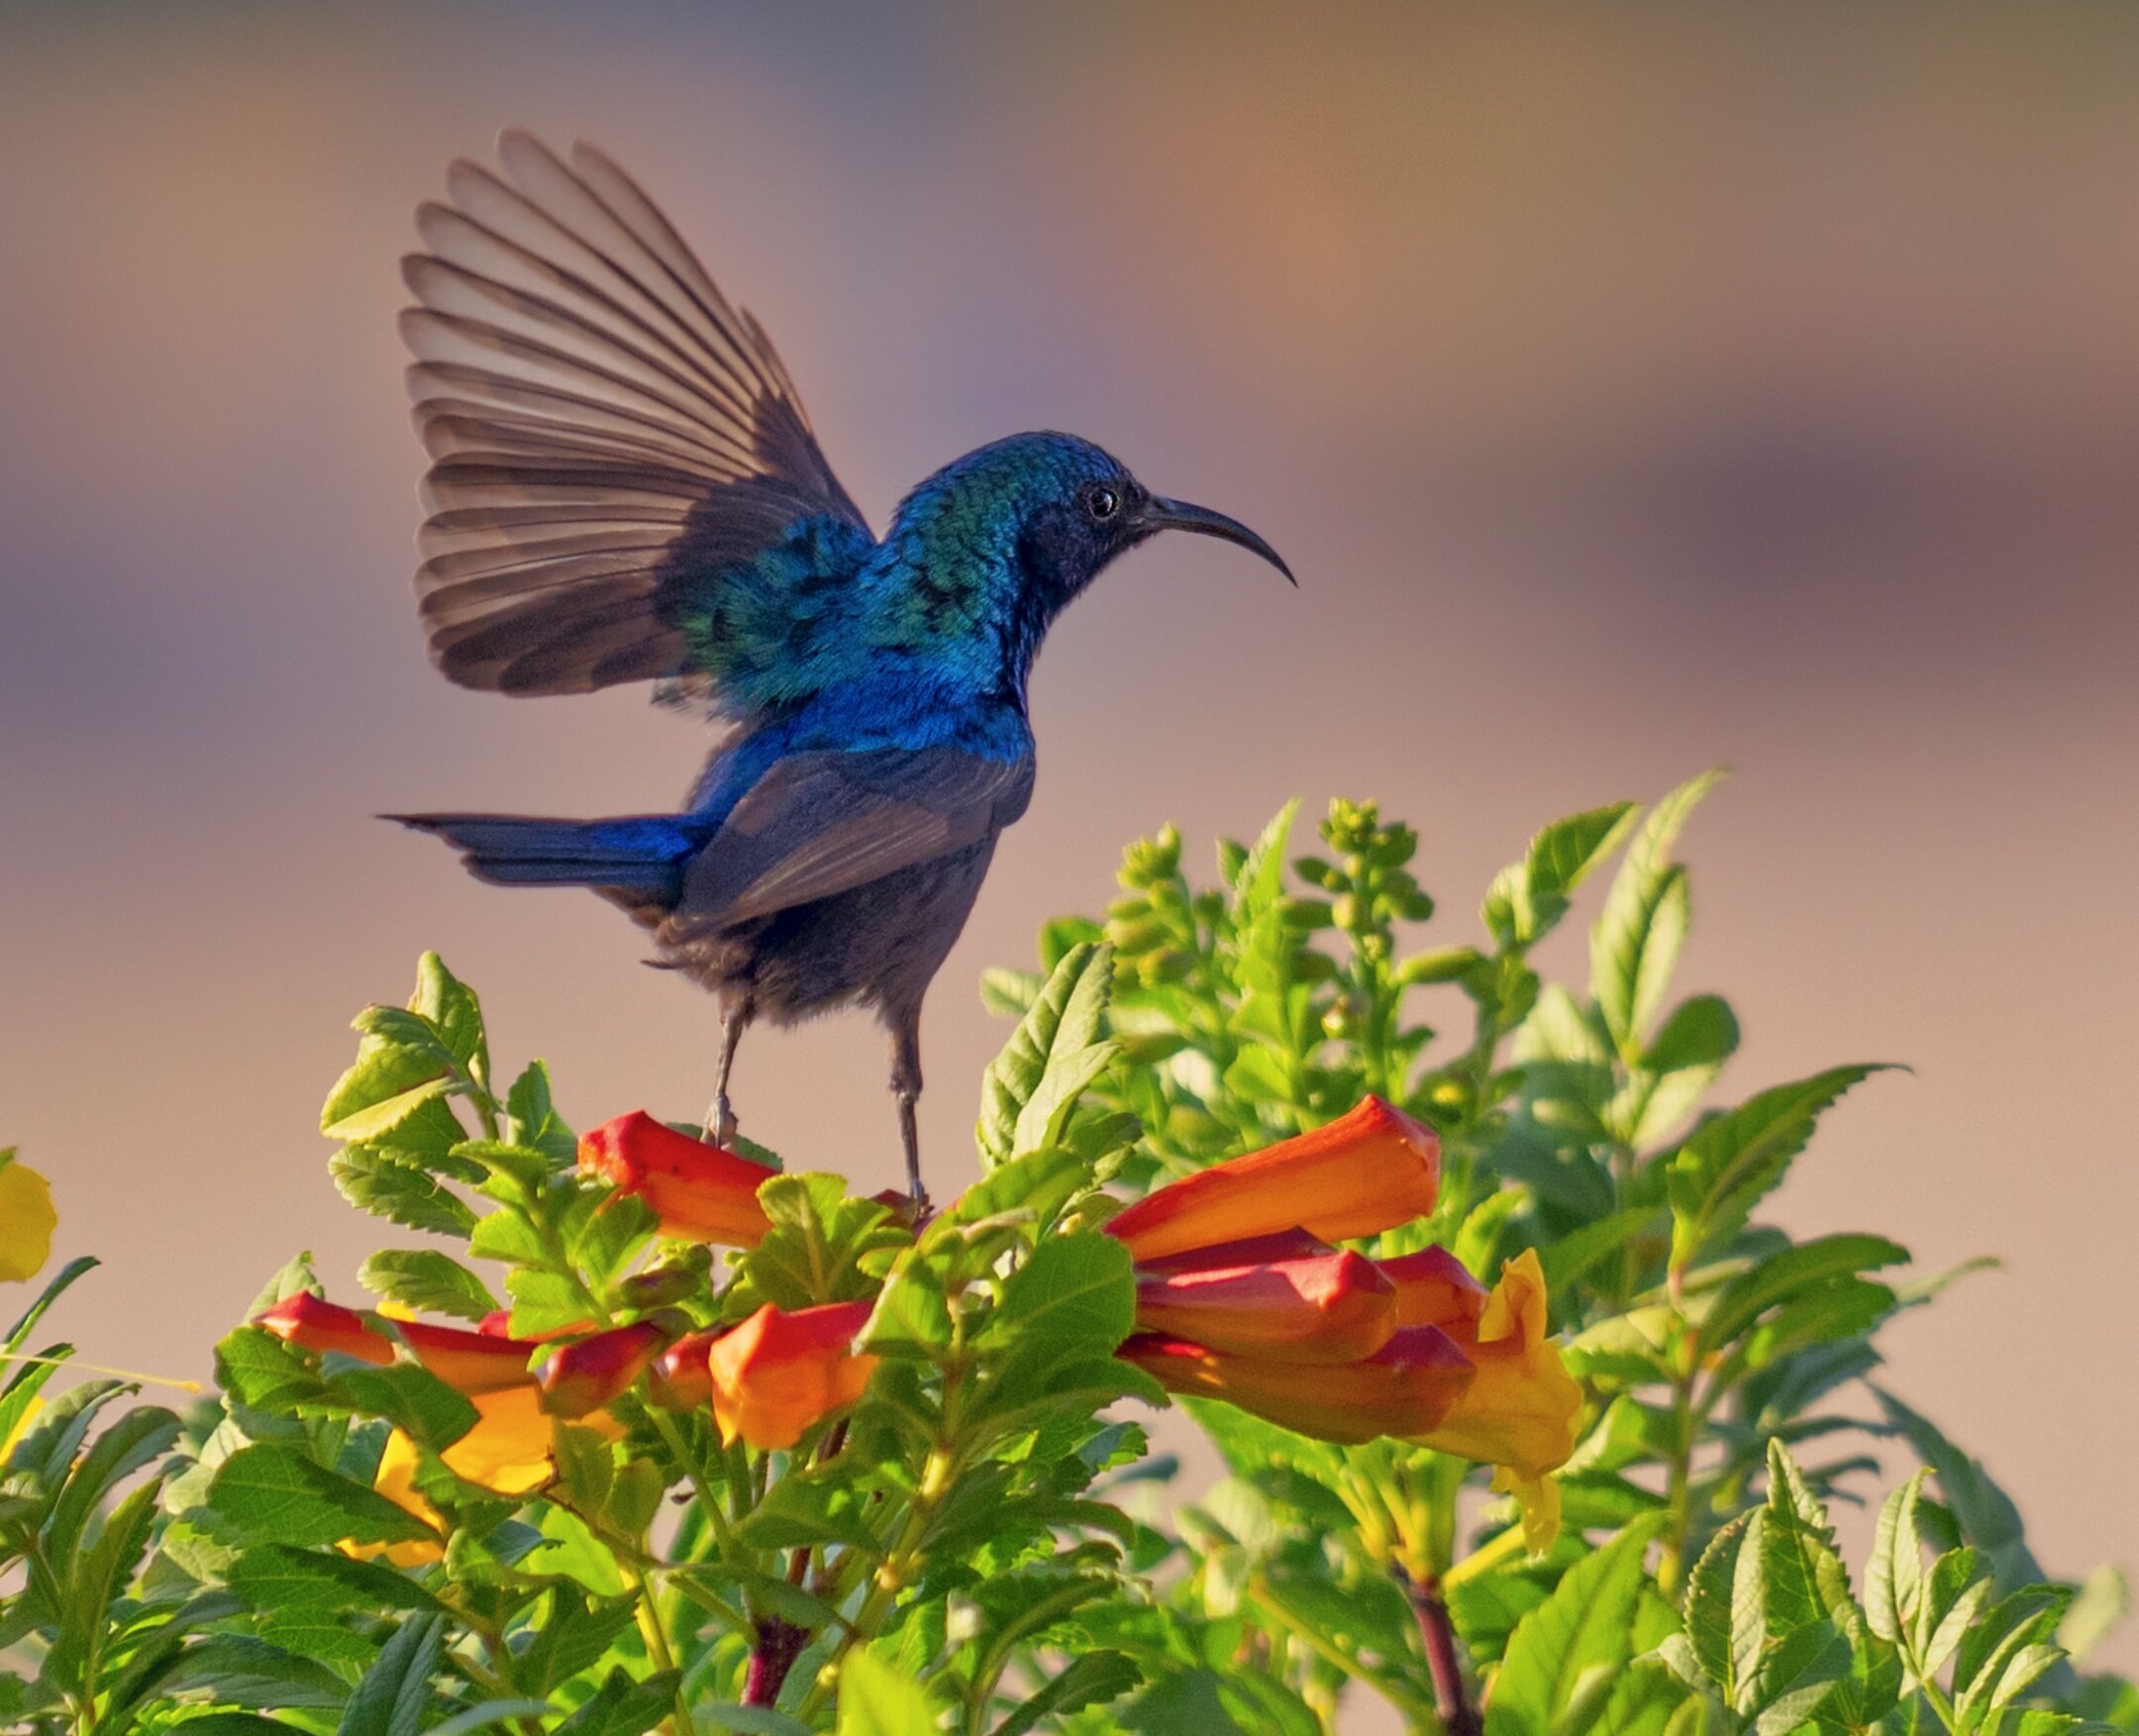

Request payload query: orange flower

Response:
[255,1294,538,1393]
[1121,1324,1476,1445]
[1133,1229,1397,1364]
[1407,1250,1581,1551]
[256,1294,395,1366]
[537,1321,665,1418]
[1103,1096,1439,1263]
[706,1300,877,1450]
[1379,1245,1488,1332]
[345,1385,626,1567]
[648,1328,721,1411]
[578,1110,774,1246]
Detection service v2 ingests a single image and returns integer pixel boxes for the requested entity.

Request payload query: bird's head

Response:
[893,432,1293,627]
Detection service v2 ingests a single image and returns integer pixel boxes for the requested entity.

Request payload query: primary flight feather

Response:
[392,131,1292,1207]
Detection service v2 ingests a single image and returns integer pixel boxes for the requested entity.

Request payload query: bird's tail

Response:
[387,812,699,902]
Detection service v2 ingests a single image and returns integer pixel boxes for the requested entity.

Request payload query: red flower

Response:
[1120,1323,1475,1444]
[1132,1229,1397,1364]
[537,1321,667,1418]
[577,1111,775,1246]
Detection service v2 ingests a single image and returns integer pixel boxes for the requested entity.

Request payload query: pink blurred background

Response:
[2,0,2134,1695]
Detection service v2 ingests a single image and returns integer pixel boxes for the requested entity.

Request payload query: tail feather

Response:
[388,812,698,900]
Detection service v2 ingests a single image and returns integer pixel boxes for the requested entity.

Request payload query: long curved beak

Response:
[1139,495,1295,585]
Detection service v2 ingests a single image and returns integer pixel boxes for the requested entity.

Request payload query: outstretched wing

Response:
[401,130,871,696]
[670,748,1037,931]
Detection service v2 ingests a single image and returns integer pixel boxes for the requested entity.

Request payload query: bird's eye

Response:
[1083,483,1121,522]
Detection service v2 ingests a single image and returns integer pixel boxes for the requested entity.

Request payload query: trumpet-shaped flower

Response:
[1132,1230,1397,1364]
[347,1384,626,1567]
[1121,1323,1476,1445]
[1407,1250,1581,1551]
[577,1110,774,1246]
[256,1294,537,1392]
[537,1321,665,1418]
[1103,1096,1439,1263]
[1379,1245,1488,1332]
[0,1154,57,1284]
[706,1300,877,1450]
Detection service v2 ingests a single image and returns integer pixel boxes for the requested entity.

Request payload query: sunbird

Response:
[390,133,1291,1208]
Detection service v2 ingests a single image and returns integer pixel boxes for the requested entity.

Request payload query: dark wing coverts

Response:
[671,749,1036,933]
[401,130,867,695]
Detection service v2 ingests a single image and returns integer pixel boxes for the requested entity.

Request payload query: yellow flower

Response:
[0,1153,55,1283]
[344,1385,624,1566]
[1408,1250,1581,1551]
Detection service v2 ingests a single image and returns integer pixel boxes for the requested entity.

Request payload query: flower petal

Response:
[1378,1245,1489,1331]
[1409,1251,1581,1487]
[707,1300,877,1450]
[1134,1230,1397,1364]
[1104,1096,1439,1263]
[255,1294,395,1366]
[0,1158,55,1284]
[578,1110,774,1246]
[1121,1323,1475,1444]
[538,1321,665,1418]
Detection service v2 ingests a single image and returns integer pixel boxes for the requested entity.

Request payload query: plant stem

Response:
[1399,1570,1481,1736]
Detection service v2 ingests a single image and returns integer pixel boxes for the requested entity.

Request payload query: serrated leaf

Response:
[977,943,1116,1169]
[1697,1234,1908,1357]
[335,1611,443,1736]
[1486,801,1640,948]
[1591,771,1721,1053]
[332,1147,477,1238]
[357,1249,497,1322]
[1488,1518,1661,1736]
[206,1443,438,1549]
[1666,1066,1884,1267]
[1867,1470,1931,1645]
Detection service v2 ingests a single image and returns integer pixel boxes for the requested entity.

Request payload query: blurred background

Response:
[1,0,2134,1692]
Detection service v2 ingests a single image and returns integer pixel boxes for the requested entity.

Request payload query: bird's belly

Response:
[654,837,1000,1023]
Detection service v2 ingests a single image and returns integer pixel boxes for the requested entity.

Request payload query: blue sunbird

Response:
[390,133,1292,1209]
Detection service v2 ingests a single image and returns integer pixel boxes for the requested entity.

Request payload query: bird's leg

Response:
[705,994,751,1147]
[888,1011,929,1218]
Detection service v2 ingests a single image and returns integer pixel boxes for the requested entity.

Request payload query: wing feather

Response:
[400,132,869,698]
[672,750,1037,932]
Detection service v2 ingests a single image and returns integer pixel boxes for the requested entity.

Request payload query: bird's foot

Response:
[705,1094,738,1148]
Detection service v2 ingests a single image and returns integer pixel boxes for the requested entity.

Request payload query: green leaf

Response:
[976,942,1116,1168]
[409,952,486,1075]
[989,1649,1141,1736]
[331,1146,477,1238]
[335,1611,443,1736]
[556,1670,685,1736]
[205,1443,439,1549]
[1485,801,1640,948]
[1591,769,1722,1056]
[1696,1234,1908,1358]
[324,1075,457,1146]
[1644,995,1739,1075]
[1872,1387,2049,1594]
[1488,1518,1661,1736]
[158,1634,354,1711]
[357,1249,498,1322]
[741,1174,898,1310]
[983,1234,1135,1371]
[1866,1470,1931,1645]
[830,1642,941,1735]
[1666,1065,1885,1268]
